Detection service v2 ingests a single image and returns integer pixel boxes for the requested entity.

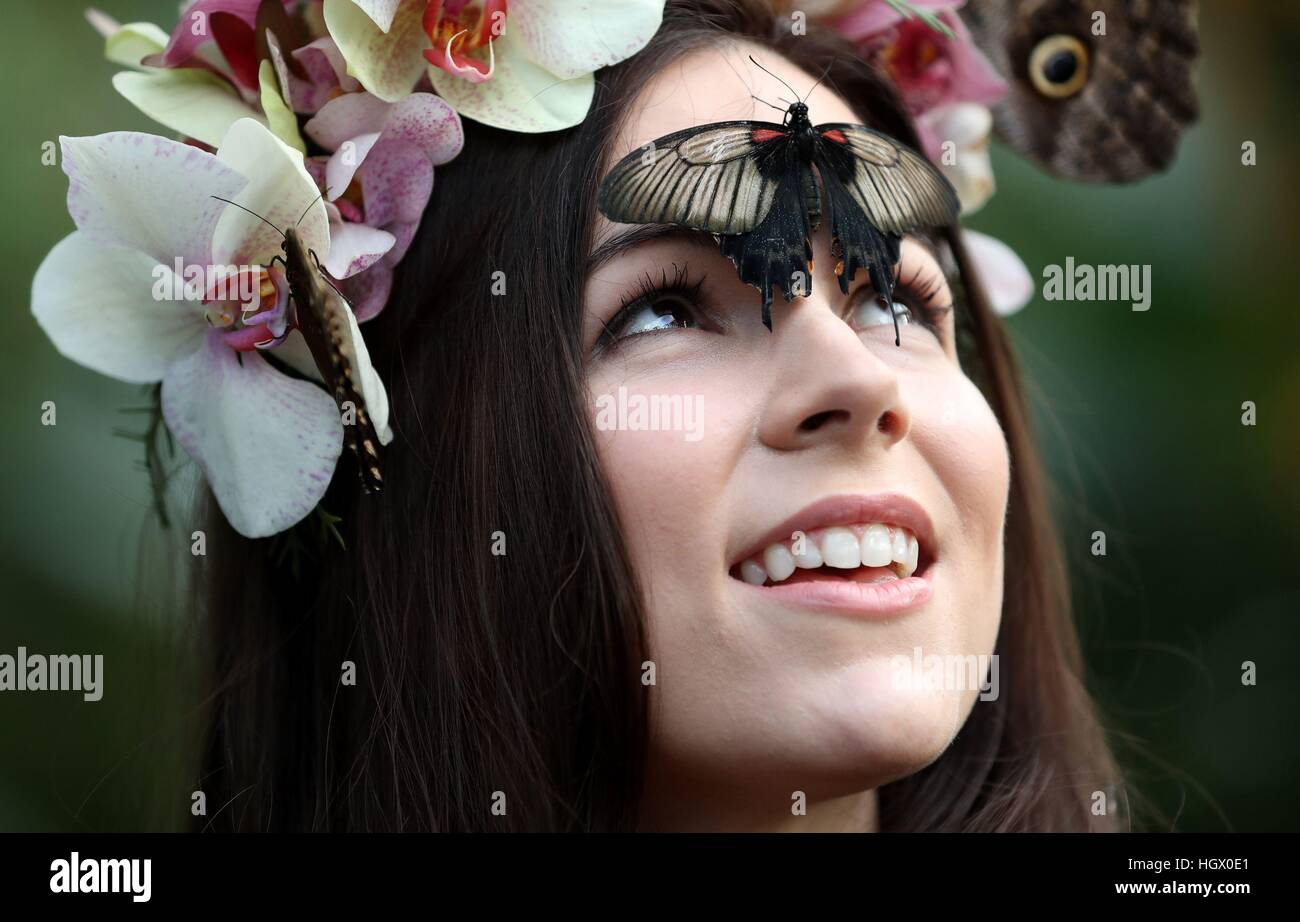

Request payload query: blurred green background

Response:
[1,1,1297,831]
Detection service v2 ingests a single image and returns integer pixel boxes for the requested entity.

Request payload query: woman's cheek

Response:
[909,369,1010,644]
[587,371,742,596]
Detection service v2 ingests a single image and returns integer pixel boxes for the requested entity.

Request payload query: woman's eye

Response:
[847,294,915,331]
[610,294,701,341]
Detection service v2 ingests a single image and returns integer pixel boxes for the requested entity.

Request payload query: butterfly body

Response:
[597,97,959,338]
[281,226,384,493]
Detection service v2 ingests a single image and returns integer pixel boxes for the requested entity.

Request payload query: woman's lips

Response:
[732,563,935,617]
[727,493,940,617]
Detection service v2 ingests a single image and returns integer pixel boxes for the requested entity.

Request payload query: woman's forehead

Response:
[605,40,861,168]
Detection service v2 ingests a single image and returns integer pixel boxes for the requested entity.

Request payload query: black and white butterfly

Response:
[596,59,960,343]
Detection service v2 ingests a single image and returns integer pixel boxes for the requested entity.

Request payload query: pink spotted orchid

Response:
[31,118,393,538]
[321,0,666,131]
[303,92,464,318]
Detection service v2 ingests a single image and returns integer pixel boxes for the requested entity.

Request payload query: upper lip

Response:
[730,492,938,571]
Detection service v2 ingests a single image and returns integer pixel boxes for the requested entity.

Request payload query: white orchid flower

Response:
[919,101,996,215]
[86,9,267,149]
[963,229,1033,316]
[322,0,665,132]
[31,118,393,538]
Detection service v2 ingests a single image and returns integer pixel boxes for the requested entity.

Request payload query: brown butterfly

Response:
[213,195,385,493]
[961,0,1201,182]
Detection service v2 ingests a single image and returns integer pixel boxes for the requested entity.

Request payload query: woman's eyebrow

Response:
[586,223,719,275]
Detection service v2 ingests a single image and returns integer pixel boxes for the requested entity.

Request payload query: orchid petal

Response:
[357,138,433,227]
[270,329,326,383]
[322,220,396,279]
[212,119,329,267]
[324,132,381,202]
[338,305,393,445]
[268,33,361,114]
[382,221,418,266]
[919,102,994,213]
[293,37,362,97]
[258,59,307,153]
[338,262,393,322]
[112,68,264,148]
[963,230,1033,317]
[348,0,403,32]
[162,0,262,67]
[305,92,390,150]
[85,8,121,39]
[508,0,665,80]
[101,20,169,68]
[379,93,463,164]
[60,131,246,267]
[161,332,343,538]
[429,26,594,132]
[31,232,206,383]
[323,0,428,102]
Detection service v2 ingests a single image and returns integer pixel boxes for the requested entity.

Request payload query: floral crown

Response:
[31,0,1029,542]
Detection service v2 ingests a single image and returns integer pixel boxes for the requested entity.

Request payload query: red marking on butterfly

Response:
[821,129,848,144]
[751,128,786,143]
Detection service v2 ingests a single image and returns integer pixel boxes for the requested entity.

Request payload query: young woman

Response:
[198,0,1121,831]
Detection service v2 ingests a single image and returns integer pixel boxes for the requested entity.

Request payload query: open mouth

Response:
[727,521,933,588]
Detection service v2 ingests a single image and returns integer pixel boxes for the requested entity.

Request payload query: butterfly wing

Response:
[286,236,386,493]
[813,124,960,234]
[812,124,959,339]
[962,0,1199,182]
[596,121,793,234]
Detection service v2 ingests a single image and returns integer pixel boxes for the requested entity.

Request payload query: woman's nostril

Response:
[799,409,849,432]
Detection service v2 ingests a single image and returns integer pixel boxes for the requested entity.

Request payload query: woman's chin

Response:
[654,677,979,799]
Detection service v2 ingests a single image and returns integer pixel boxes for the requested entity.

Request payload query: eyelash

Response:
[597,263,708,350]
[597,260,951,350]
[854,263,954,334]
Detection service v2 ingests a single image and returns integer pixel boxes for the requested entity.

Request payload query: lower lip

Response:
[734,570,934,618]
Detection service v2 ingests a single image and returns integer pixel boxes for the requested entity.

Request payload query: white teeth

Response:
[739,559,768,586]
[860,524,893,567]
[791,532,823,568]
[891,527,909,562]
[762,543,797,582]
[820,527,860,568]
[738,522,925,585]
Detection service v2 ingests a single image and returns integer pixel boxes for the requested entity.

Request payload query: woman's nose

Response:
[755,293,911,456]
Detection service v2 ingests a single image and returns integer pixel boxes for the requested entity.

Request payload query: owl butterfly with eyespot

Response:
[960,0,1200,182]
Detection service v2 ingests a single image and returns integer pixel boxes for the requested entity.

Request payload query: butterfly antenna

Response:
[803,57,836,102]
[751,95,786,115]
[295,188,329,228]
[747,54,798,100]
[210,195,284,240]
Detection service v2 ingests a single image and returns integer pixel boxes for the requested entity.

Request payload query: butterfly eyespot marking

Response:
[1028,34,1089,98]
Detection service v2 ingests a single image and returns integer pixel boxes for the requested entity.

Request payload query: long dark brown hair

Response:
[193,0,1122,831]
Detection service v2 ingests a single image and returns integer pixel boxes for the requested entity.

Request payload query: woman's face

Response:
[582,42,1010,830]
